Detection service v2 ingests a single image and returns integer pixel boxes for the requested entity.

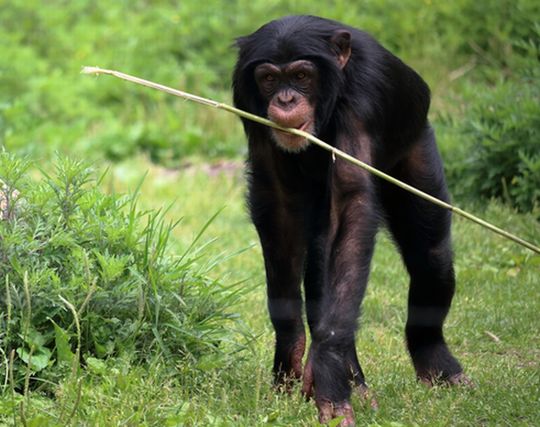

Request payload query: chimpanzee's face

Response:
[253,60,319,152]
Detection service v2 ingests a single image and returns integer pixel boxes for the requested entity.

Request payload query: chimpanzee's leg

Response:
[304,235,368,395]
[302,155,378,425]
[249,178,307,385]
[381,128,467,385]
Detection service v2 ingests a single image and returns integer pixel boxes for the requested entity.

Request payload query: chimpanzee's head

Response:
[233,16,351,152]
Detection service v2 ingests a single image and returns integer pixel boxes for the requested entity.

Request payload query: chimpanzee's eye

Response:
[296,72,306,80]
[265,74,275,82]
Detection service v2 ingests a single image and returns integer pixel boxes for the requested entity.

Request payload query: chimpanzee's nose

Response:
[277,91,296,107]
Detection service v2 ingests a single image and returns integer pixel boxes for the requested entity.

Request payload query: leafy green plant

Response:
[0,152,245,391]
[445,26,540,216]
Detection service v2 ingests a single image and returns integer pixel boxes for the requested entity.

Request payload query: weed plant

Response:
[0,152,244,393]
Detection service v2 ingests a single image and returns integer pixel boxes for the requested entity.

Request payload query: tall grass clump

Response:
[0,152,243,391]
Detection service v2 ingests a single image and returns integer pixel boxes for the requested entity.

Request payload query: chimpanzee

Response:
[232,15,468,425]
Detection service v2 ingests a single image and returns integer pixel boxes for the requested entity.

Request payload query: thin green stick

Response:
[81,66,540,255]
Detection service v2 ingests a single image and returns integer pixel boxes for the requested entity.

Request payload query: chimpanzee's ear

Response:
[330,30,351,69]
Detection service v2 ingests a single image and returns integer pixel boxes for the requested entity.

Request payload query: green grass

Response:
[117,162,540,426]
[4,158,536,426]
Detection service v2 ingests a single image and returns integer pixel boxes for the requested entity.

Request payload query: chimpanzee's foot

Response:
[317,399,355,426]
[302,350,377,425]
[274,334,306,390]
[410,341,465,382]
[302,365,378,410]
[301,353,355,425]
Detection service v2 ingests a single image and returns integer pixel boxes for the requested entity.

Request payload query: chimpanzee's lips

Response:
[274,121,309,134]
[296,122,309,131]
[283,121,311,132]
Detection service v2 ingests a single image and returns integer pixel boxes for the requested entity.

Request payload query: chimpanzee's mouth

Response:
[296,122,309,131]
[287,121,312,133]
[271,122,313,153]
[274,121,309,134]
[272,119,312,134]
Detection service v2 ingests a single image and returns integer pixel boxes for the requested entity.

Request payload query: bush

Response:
[0,152,242,390]
[445,26,540,216]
